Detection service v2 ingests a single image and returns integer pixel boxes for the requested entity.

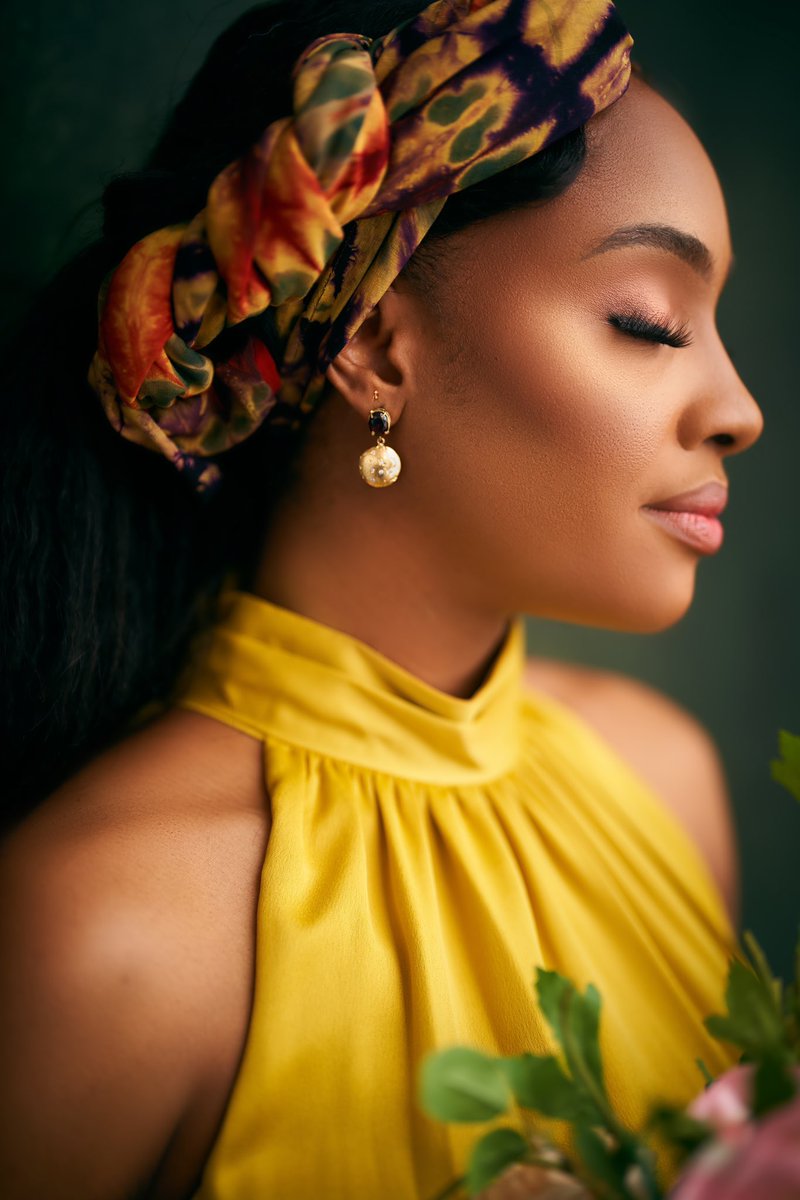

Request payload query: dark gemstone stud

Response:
[368,408,390,436]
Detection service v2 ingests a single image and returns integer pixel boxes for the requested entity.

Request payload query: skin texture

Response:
[251,74,764,697]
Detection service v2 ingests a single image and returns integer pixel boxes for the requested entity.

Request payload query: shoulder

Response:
[0,707,269,1198]
[523,656,740,929]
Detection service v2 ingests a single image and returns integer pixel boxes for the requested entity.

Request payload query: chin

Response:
[617,576,698,633]
[527,586,696,634]
[521,555,699,633]
[565,576,697,634]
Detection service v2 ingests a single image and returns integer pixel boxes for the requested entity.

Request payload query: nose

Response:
[681,337,765,456]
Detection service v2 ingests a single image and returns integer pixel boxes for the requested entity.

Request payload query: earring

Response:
[358,388,402,487]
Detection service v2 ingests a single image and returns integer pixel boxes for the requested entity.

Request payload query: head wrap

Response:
[87,0,633,496]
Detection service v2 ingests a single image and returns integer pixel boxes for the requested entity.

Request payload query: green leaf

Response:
[535,969,606,1094]
[644,1102,713,1155]
[570,982,605,1091]
[419,1047,512,1123]
[742,929,783,1011]
[704,959,785,1054]
[500,1052,591,1121]
[778,729,800,767]
[572,1121,627,1196]
[536,968,573,1051]
[752,1048,798,1117]
[465,1127,529,1195]
[770,729,800,802]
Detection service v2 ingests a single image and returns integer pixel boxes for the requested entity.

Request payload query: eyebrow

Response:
[580,222,735,287]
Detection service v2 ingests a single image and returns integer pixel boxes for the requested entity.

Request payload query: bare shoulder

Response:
[0,708,270,1199]
[524,656,740,929]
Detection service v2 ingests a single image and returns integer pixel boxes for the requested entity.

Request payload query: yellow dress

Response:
[171,587,743,1199]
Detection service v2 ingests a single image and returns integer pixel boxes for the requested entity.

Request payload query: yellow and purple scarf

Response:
[87,0,634,495]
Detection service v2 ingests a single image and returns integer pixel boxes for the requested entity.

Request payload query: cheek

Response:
[404,284,700,627]
[443,299,666,533]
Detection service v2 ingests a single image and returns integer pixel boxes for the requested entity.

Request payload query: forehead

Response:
[551,74,733,278]
[436,74,734,298]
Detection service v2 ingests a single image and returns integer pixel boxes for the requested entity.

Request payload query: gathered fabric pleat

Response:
[172,589,742,1199]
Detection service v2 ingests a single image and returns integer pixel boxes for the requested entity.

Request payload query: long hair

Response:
[0,0,604,825]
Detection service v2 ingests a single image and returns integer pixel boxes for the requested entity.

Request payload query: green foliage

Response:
[750,1050,799,1114]
[420,932,800,1197]
[465,1128,529,1193]
[500,1052,592,1120]
[705,957,785,1050]
[421,968,663,1198]
[573,1123,625,1195]
[419,1046,512,1123]
[770,728,800,802]
[535,970,608,1112]
[420,727,800,1200]
[703,928,800,1116]
[643,1103,713,1156]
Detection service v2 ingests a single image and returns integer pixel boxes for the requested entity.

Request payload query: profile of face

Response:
[267,74,764,639]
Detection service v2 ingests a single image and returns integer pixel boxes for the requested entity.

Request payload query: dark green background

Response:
[4,2,799,978]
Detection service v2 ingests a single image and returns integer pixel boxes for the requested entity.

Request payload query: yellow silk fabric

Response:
[172,589,742,1198]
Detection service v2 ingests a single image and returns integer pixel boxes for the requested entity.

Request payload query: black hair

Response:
[0,0,611,827]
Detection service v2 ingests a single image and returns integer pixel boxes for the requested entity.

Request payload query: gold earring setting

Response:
[358,389,402,487]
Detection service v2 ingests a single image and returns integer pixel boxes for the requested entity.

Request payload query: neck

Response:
[248,420,513,701]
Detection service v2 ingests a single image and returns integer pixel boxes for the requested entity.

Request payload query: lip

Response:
[642,507,725,554]
[642,480,728,555]
[644,480,729,517]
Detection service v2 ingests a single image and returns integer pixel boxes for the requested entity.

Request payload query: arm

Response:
[0,811,199,1200]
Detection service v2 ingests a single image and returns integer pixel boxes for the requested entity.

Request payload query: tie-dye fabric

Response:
[87,0,633,495]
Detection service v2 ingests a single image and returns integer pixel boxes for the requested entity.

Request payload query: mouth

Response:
[645,479,728,517]
[641,506,725,555]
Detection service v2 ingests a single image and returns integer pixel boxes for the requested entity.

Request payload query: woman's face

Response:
[349,73,764,634]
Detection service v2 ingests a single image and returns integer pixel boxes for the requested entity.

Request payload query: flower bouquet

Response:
[418,731,800,1200]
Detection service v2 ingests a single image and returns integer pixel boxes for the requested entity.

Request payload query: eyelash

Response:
[608,308,693,348]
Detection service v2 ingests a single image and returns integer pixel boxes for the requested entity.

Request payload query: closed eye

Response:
[608,308,693,348]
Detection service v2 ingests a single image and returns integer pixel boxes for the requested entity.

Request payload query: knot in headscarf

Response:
[87,0,634,495]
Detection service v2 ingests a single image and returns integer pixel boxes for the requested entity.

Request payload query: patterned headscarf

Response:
[87,0,633,496]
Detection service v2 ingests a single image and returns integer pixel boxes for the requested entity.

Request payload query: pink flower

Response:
[668,1063,800,1199]
[686,1063,753,1132]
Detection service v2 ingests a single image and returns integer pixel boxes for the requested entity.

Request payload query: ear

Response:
[324,287,409,424]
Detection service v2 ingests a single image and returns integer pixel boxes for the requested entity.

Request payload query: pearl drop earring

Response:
[358,388,402,487]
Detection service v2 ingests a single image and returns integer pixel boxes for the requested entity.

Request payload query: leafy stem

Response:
[557,987,622,1141]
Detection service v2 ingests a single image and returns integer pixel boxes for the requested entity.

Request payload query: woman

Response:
[0,1,764,1197]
